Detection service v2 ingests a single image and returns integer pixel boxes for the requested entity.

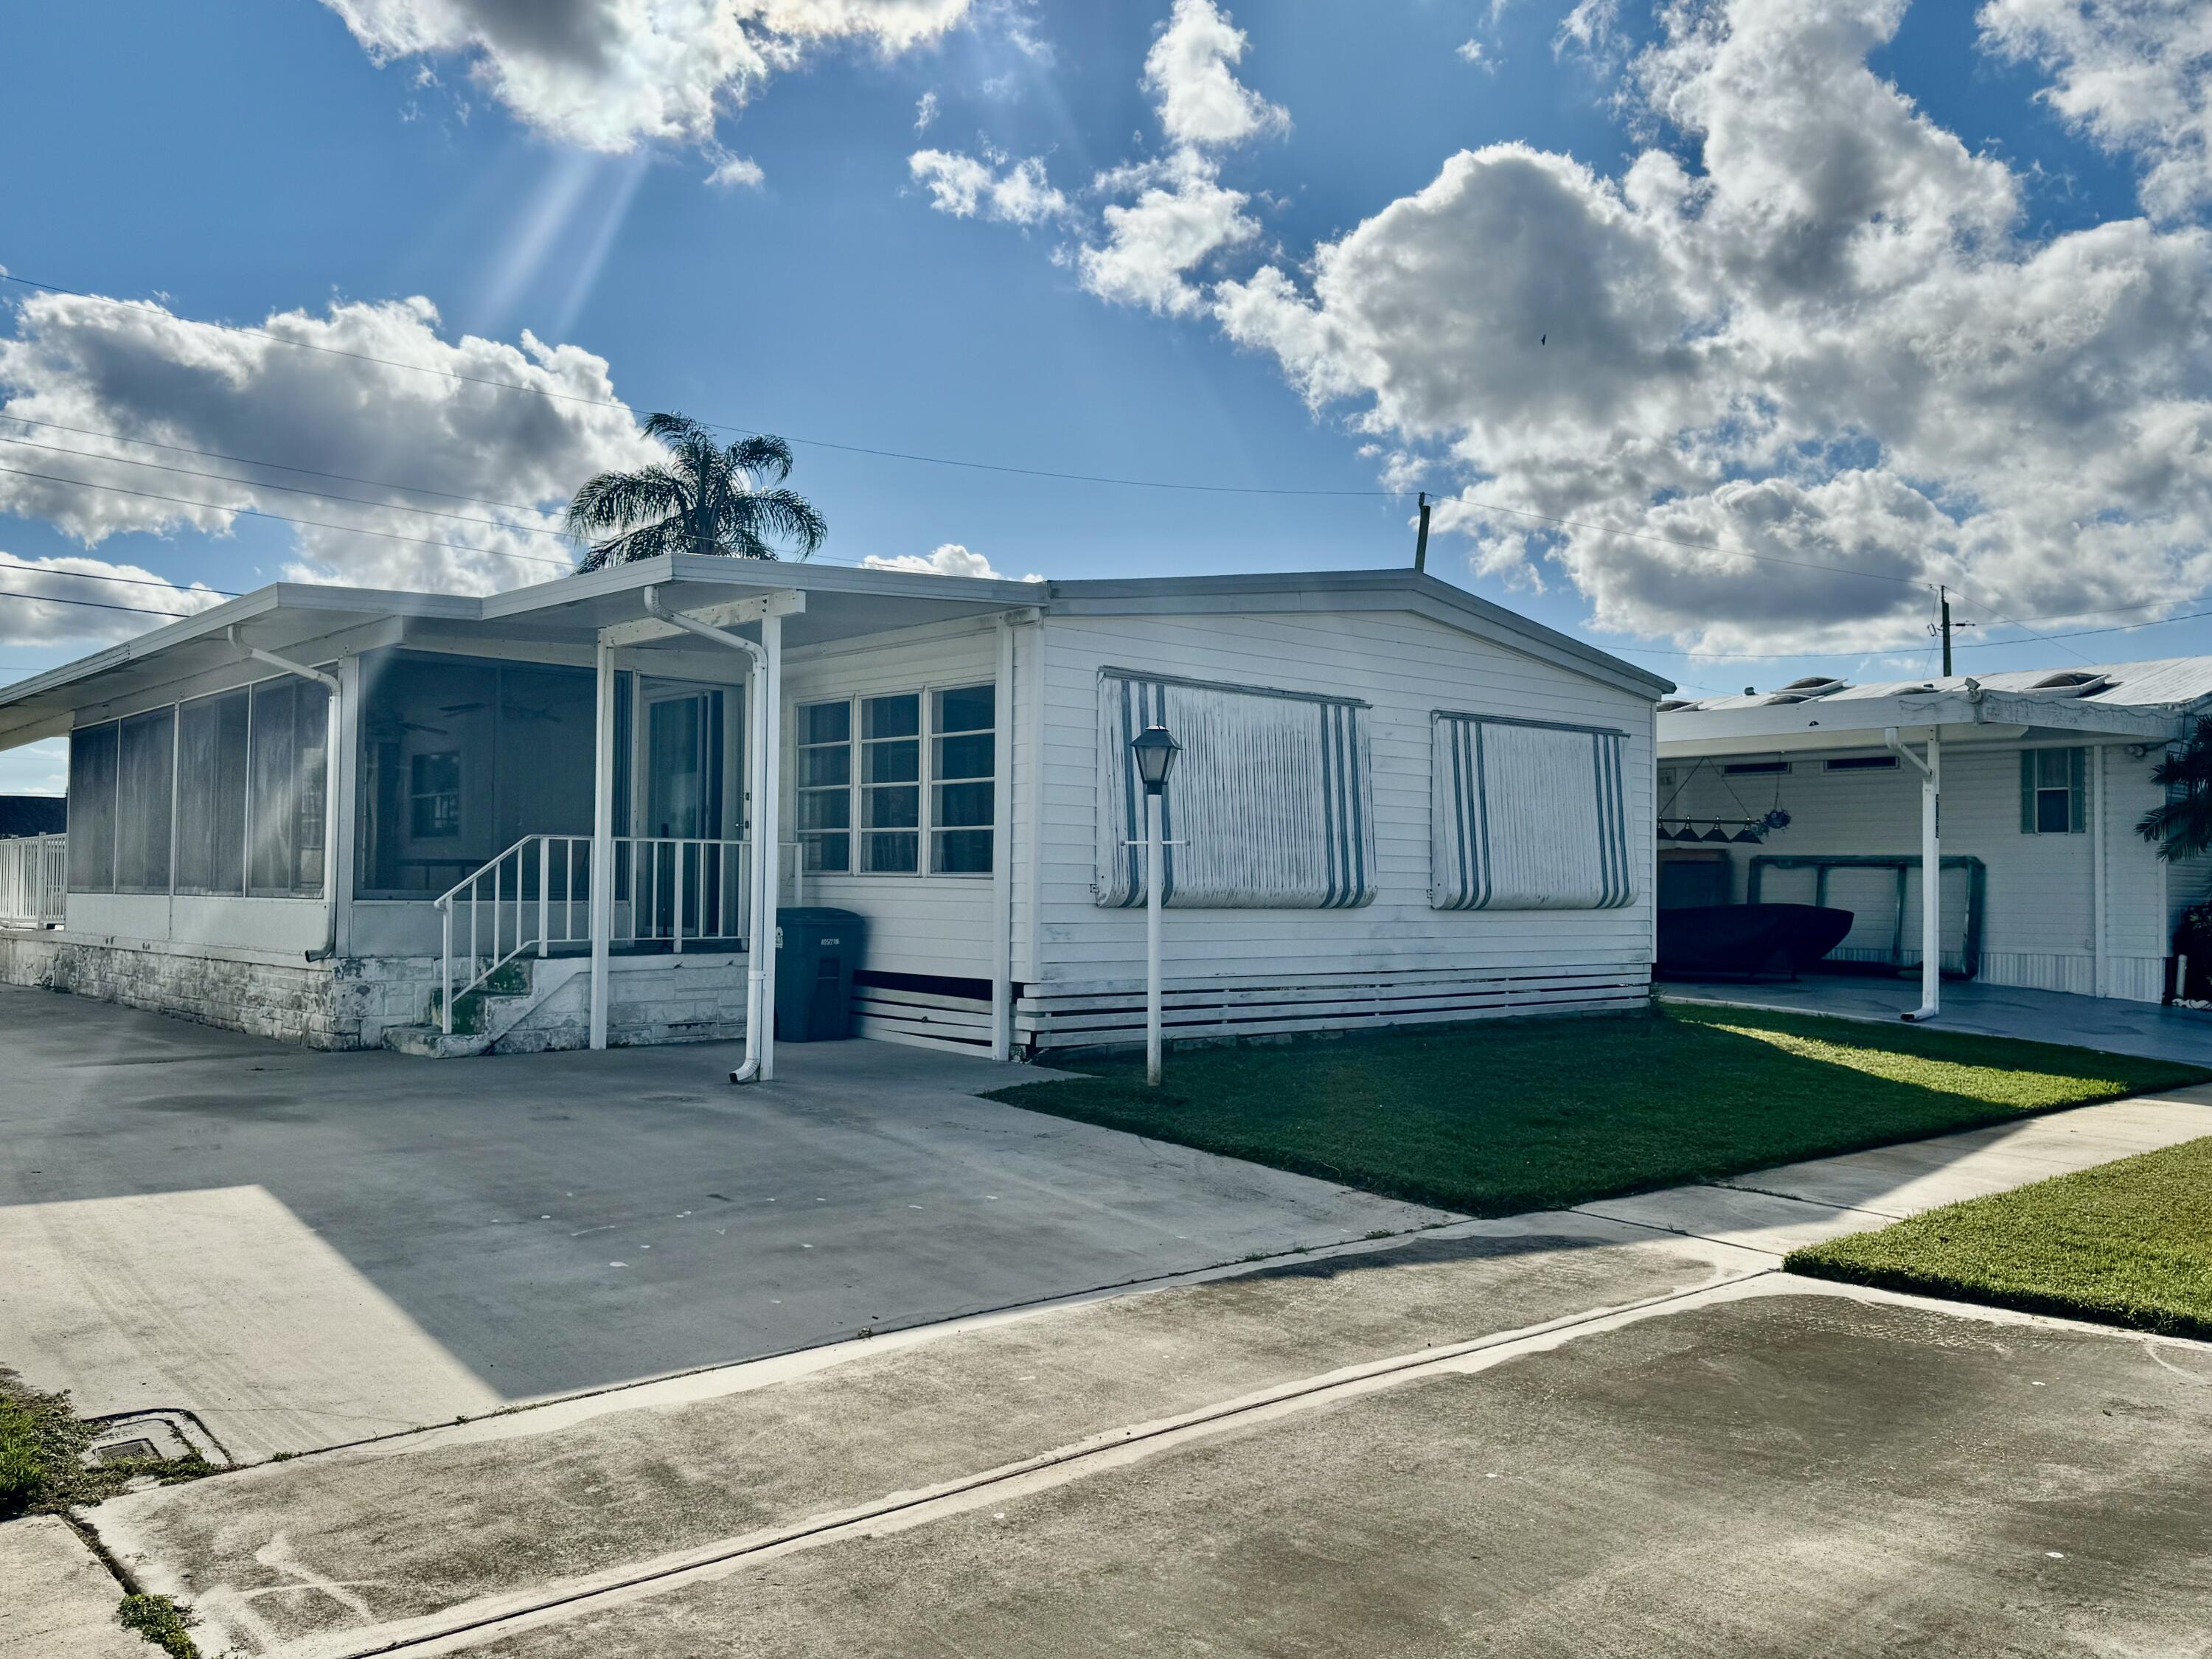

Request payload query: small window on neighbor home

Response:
[409,752,461,838]
[2022,747,2087,835]
[1824,754,1899,772]
[1723,760,1790,776]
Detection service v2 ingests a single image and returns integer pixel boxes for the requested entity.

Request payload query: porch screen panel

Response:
[115,708,175,893]
[1095,672,1374,910]
[175,689,249,895]
[249,678,330,897]
[1431,714,1632,911]
[66,721,119,891]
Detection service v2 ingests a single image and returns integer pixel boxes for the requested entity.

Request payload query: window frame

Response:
[791,679,997,880]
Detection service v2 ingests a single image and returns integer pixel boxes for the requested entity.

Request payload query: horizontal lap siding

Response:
[1031,611,1656,1032]
[781,622,1005,981]
[1664,740,2170,1001]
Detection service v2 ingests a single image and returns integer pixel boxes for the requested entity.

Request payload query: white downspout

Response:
[1885,726,1941,1022]
[990,613,1015,1062]
[590,636,616,1050]
[230,627,341,961]
[641,586,772,1085]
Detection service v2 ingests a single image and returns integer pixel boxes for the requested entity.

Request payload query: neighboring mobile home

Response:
[0,558,1669,1060]
[1657,661,2212,1008]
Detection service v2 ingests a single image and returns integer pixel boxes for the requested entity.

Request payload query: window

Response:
[1723,760,1790,776]
[175,689,249,895]
[66,721,119,893]
[931,684,995,874]
[2022,747,2086,835]
[1431,713,1631,911]
[409,752,462,838]
[793,684,995,877]
[1824,754,1899,772]
[796,700,853,873]
[115,709,175,892]
[249,678,329,897]
[861,692,922,874]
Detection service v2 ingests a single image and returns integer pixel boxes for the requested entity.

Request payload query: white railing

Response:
[434,835,804,1034]
[0,834,66,929]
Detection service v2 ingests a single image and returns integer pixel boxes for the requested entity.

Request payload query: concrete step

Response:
[380,1023,493,1059]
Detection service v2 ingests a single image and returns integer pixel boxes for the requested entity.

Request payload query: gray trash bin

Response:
[774,908,865,1042]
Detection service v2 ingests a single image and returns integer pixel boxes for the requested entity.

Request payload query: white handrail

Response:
[434,834,754,1034]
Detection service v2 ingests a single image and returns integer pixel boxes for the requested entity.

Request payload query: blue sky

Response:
[2,0,2208,790]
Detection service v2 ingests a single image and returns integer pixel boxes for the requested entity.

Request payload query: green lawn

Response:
[987,1005,2208,1218]
[1787,1135,2212,1340]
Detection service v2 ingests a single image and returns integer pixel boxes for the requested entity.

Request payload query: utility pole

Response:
[1931,586,1973,675]
[1413,492,1431,574]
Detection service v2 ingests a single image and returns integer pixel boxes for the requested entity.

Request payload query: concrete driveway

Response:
[0,984,1447,1456]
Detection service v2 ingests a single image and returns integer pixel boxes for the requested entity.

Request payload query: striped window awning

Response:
[1432,713,1634,911]
[1096,671,1374,909]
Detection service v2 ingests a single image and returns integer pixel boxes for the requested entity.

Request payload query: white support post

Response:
[2091,743,2107,999]
[990,614,1015,1062]
[1146,789,1164,1087]
[589,636,616,1050]
[758,611,782,1082]
[1886,726,1941,1023]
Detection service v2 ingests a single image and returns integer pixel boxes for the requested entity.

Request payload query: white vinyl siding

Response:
[1028,608,1656,1036]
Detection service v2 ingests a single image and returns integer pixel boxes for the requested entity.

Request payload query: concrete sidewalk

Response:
[1577,1085,2212,1254]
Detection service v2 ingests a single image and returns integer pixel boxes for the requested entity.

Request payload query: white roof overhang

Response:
[1658,689,2185,759]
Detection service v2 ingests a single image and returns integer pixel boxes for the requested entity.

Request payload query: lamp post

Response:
[1131,723,1181,1087]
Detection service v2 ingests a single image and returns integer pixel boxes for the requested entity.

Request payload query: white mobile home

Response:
[1657,661,2212,1010]
[0,558,1669,1060]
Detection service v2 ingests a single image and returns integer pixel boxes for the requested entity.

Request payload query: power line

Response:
[0,563,240,599]
[0,585,199,619]
[1611,602,2212,664]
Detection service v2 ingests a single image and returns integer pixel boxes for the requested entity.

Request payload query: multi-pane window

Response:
[931,685,995,874]
[2025,746,2084,835]
[115,709,175,893]
[796,700,853,873]
[409,753,462,838]
[175,689,249,895]
[862,693,922,873]
[793,684,995,877]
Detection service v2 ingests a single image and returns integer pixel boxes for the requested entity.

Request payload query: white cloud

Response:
[705,150,765,188]
[861,542,1040,580]
[319,0,973,153]
[0,289,659,597]
[0,551,226,649]
[1455,39,1488,67]
[914,88,939,131]
[1211,0,2212,652]
[1979,0,2212,220]
[1079,148,1260,316]
[1141,0,1286,149]
[909,147,1070,224]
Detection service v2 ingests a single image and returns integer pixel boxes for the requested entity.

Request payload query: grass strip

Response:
[0,1370,215,1519]
[1787,1134,2212,1340]
[988,1004,2206,1218]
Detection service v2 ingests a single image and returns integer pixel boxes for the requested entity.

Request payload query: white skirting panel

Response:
[1017,964,1652,1052]
[1979,950,2167,1004]
[852,981,996,1053]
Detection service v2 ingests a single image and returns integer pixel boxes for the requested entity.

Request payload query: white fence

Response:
[0,834,66,929]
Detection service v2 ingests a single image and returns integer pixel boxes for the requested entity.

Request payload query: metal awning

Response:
[1658,687,2184,759]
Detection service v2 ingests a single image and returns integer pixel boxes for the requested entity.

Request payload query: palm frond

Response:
[641,411,715,451]
[726,434,795,487]
[575,517,689,573]
[564,466,687,539]
[726,487,827,560]
[2135,715,2212,859]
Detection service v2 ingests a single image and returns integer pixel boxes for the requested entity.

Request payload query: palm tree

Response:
[2137,714,2212,859]
[566,413,827,572]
